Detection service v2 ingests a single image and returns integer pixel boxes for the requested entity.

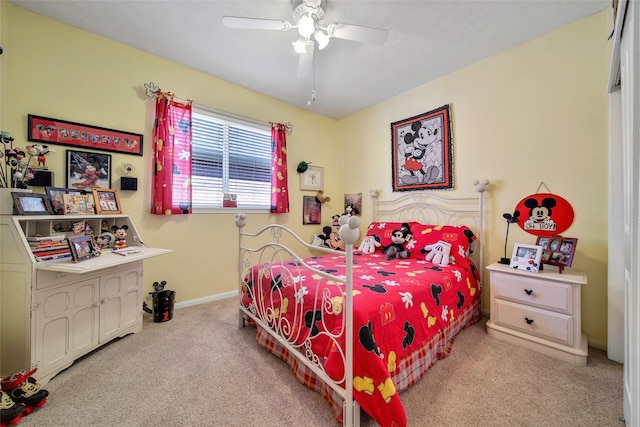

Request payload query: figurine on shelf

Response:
[111,224,128,249]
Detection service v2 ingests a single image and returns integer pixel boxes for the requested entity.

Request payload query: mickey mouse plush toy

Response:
[111,224,129,249]
[381,223,413,260]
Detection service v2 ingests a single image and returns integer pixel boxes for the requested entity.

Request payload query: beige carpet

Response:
[18,297,623,426]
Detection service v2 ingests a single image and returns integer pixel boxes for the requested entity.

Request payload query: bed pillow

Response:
[411,224,477,268]
[364,221,421,253]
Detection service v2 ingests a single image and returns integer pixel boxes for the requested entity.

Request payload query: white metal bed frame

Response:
[235,180,489,426]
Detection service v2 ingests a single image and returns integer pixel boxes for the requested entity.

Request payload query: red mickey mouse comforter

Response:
[241,251,481,427]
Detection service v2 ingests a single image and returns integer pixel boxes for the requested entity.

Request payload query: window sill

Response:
[192,207,271,214]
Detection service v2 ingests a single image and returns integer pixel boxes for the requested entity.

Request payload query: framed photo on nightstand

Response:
[510,243,543,273]
[536,235,577,273]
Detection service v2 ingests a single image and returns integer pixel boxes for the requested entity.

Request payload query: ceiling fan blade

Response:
[222,16,292,31]
[329,23,389,45]
[297,43,315,78]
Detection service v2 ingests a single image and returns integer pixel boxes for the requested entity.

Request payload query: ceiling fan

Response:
[222,0,389,78]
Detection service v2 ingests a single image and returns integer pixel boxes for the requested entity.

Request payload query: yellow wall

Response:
[0,3,341,304]
[338,12,609,347]
[1,4,609,347]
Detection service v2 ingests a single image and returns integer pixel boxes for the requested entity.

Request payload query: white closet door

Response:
[619,0,639,424]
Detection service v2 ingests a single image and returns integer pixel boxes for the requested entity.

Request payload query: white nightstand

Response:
[486,262,588,366]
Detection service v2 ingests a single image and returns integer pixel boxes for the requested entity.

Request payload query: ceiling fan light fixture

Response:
[297,13,315,38]
[314,30,330,50]
[292,37,308,54]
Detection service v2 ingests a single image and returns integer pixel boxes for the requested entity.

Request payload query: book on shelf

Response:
[33,248,71,258]
[31,245,69,253]
[35,252,72,262]
[26,235,66,242]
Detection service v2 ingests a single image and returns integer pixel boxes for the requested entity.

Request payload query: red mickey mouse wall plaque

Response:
[514,191,574,237]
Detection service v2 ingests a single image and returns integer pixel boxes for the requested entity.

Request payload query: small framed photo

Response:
[510,243,543,273]
[68,235,101,263]
[45,187,70,214]
[302,195,321,225]
[92,188,122,214]
[536,235,578,273]
[11,192,54,215]
[300,166,324,191]
[62,193,96,215]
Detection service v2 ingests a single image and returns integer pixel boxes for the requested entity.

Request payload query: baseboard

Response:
[174,290,237,310]
[587,338,607,352]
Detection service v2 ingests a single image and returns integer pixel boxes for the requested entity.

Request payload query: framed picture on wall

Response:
[66,149,112,190]
[302,195,321,225]
[28,114,143,156]
[390,104,454,191]
[300,166,324,191]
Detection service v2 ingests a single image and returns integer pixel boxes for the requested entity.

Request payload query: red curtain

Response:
[151,93,193,215]
[270,123,289,213]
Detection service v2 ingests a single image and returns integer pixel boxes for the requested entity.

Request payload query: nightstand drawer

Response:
[494,299,573,346]
[492,273,572,314]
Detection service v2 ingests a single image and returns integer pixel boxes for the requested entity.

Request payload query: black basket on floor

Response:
[150,290,175,322]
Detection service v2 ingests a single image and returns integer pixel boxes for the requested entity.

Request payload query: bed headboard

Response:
[369,179,490,271]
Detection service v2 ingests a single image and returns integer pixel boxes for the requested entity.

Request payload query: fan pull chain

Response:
[307,58,317,106]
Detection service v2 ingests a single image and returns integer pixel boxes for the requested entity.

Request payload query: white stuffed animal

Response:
[358,235,381,254]
[423,240,452,266]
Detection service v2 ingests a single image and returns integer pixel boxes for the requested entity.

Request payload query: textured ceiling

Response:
[9,0,608,120]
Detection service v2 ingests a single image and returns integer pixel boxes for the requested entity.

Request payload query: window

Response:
[191,108,272,210]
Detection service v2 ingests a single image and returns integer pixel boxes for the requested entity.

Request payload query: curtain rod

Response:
[143,81,293,133]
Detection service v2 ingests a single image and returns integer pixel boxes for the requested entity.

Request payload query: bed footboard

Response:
[235,213,362,426]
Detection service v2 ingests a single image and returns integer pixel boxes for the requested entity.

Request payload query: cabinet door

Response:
[99,265,142,342]
[33,278,100,377]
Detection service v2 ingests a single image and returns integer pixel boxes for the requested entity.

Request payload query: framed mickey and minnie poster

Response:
[390,104,453,191]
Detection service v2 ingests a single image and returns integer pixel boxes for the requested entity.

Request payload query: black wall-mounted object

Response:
[29,170,53,187]
[120,176,138,191]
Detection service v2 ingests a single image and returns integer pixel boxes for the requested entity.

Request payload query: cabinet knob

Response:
[93,301,100,307]
[101,298,108,304]
[525,317,534,325]
[524,289,533,295]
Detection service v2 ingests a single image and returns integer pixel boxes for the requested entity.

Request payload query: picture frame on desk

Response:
[509,243,543,273]
[92,188,122,214]
[45,187,68,214]
[536,235,577,273]
[11,192,54,215]
[45,187,84,215]
[62,193,95,215]
[68,235,101,263]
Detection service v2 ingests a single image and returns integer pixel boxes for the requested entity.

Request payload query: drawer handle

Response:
[525,317,534,325]
[524,289,533,295]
